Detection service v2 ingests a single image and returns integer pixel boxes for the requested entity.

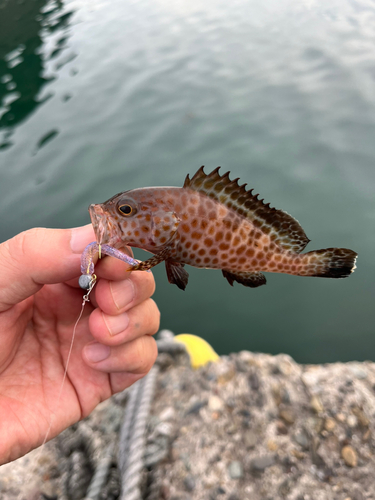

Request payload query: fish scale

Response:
[85,166,357,290]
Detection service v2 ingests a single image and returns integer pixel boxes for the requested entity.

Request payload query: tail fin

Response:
[302,248,357,278]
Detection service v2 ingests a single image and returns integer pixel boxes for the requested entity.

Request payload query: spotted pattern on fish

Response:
[88,167,357,290]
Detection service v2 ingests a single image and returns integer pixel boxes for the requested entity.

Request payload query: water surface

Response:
[1,0,374,363]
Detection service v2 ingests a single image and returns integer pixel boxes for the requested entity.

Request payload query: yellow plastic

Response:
[174,334,220,369]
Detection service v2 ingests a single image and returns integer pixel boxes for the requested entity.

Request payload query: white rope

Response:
[118,366,159,500]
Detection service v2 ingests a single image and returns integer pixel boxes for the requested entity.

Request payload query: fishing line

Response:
[39,274,97,452]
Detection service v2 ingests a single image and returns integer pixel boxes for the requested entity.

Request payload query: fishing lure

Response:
[80,166,357,290]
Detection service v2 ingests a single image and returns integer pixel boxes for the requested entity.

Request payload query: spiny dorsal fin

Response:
[183,166,310,254]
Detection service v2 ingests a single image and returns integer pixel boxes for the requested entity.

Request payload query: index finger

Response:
[93,247,136,281]
[92,270,156,316]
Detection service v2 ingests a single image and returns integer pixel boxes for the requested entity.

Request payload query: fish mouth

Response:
[89,204,121,246]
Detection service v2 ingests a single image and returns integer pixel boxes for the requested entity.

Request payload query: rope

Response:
[118,365,159,500]
[83,442,114,500]
[118,381,143,473]
[117,331,188,499]
[61,331,187,500]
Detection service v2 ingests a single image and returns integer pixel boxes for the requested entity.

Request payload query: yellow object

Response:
[174,334,220,368]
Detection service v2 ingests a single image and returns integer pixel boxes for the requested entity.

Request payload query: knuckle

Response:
[148,300,160,335]
[135,336,157,373]
[146,337,158,368]
[92,309,110,338]
[134,270,156,299]
[148,273,156,296]
[10,228,44,265]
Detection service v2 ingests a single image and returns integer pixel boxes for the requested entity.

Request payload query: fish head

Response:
[89,188,181,251]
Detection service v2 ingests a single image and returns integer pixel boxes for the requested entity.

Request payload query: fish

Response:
[87,166,357,290]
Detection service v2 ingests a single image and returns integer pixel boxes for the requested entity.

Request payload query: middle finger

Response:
[92,271,156,316]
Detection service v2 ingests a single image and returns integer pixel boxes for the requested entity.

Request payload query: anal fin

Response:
[222,270,266,288]
[165,260,189,290]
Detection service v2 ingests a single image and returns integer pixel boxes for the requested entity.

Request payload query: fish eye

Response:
[118,204,136,216]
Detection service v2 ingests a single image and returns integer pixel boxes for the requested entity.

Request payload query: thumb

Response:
[0,225,95,312]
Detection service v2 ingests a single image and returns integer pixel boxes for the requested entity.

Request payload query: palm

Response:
[0,282,109,461]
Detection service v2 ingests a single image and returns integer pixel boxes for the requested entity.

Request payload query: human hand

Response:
[0,225,159,464]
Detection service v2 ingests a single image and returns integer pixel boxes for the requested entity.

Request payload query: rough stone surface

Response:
[2,352,375,499]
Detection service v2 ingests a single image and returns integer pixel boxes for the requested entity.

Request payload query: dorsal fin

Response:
[183,166,310,254]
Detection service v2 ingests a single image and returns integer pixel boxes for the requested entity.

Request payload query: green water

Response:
[0,0,374,363]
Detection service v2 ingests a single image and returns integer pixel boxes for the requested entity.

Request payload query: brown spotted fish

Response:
[87,166,357,290]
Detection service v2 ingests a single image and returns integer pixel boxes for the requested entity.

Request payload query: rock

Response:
[227,494,240,500]
[276,420,288,435]
[157,353,176,369]
[270,362,282,375]
[281,388,291,405]
[239,409,251,418]
[291,448,305,459]
[310,436,326,467]
[145,443,161,457]
[217,365,236,385]
[310,395,324,414]
[158,329,175,340]
[159,407,176,421]
[315,466,334,482]
[179,452,191,471]
[347,415,358,428]
[185,400,207,416]
[279,409,295,425]
[352,407,369,427]
[225,423,238,435]
[351,489,365,500]
[208,396,224,412]
[293,428,310,450]
[183,475,196,492]
[248,372,260,391]
[235,359,250,372]
[209,486,226,498]
[342,445,358,467]
[349,365,368,379]
[363,428,371,441]
[228,461,243,479]
[278,477,293,496]
[250,454,276,472]
[154,422,174,437]
[244,431,258,448]
[267,440,278,451]
[203,476,217,489]
[324,418,336,432]
[226,397,236,409]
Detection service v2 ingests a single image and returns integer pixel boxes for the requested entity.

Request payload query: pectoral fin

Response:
[130,246,172,271]
[165,260,189,290]
[222,270,267,288]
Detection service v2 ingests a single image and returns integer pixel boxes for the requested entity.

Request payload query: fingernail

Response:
[110,279,135,310]
[84,342,110,362]
[102,311,130,336]
[70,225,96,253]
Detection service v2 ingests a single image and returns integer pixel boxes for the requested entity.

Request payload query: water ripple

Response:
[0,0,374,362]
